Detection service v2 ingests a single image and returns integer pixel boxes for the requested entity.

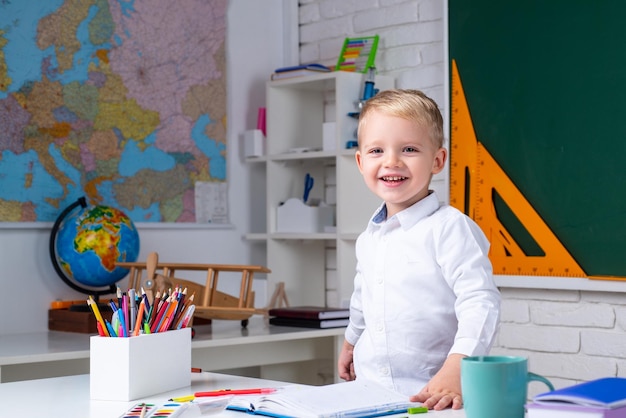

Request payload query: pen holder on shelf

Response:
[244,129,265,157]
[90,327,191,401]
[276,198,334,233]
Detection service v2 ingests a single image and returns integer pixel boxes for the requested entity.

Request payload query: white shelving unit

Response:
[247,71,394,308]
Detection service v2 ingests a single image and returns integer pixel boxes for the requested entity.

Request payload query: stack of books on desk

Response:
[268,306,350,329]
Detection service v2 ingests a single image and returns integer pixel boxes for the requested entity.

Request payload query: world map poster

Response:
[0,0,228,224]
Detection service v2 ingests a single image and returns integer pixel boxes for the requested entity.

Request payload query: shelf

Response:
[339,149,358,157]
[245,233,268,241]
[267,71,344,88]
[246,149,356,164]
[245,156,267,163]
[268,150,336,162]
[247,71,394,308]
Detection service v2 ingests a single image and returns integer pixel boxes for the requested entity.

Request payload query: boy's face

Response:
[355,110,446,218]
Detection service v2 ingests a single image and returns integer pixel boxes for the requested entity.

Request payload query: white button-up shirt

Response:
[344,192,500,396]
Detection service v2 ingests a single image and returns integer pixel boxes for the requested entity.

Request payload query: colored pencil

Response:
[87,297,110,337]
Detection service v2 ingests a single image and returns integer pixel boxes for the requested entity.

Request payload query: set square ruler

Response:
[449,60,587,278]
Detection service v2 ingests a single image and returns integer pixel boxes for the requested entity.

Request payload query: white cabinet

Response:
[247,71,394,308]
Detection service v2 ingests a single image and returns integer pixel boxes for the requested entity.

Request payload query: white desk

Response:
[0,372,467,418]
[0,318,345,383]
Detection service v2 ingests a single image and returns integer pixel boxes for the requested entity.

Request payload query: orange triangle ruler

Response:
[450,60,587,277]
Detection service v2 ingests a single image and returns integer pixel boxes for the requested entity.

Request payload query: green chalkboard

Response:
[449,1,626,277]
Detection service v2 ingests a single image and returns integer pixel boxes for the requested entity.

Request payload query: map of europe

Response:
[0,0,227,223]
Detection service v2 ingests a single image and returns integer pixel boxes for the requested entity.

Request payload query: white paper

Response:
[194,181,229,224]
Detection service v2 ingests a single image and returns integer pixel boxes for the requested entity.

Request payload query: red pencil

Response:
[147,290,162,326]
[150,296,170,333]
[194,388,277,397]
[158,299,178,332]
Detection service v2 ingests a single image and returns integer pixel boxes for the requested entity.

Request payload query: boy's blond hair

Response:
[357,89,444,149]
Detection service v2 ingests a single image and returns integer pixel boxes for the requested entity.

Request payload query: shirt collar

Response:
[371,191,441,230]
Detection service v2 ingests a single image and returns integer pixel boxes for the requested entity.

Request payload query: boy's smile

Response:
[355,110,446,218]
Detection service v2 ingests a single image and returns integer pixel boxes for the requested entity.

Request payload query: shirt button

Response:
[376,322,384,332]
[380,367,390,376]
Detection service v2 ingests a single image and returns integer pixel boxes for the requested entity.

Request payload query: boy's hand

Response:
[337,340,356,381]
[410,353,465,410]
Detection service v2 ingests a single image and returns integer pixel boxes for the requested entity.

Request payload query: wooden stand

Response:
[266,282,290,311]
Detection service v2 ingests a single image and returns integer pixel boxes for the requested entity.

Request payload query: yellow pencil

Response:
[87,297,110,337]
[168,395,195,402]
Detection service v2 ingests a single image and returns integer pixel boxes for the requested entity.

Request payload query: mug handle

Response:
[528,372,555,392]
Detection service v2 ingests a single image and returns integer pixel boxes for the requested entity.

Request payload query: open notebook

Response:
[226,379,419,418]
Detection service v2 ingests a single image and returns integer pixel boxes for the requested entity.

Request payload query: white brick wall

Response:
[493,288,626,397]
[299,0,626,393]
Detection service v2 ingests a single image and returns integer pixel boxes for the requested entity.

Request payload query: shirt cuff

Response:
[344,323,362,346]
[449,337,489,357]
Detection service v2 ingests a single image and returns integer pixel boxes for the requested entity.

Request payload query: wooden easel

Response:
[266,282,289,311]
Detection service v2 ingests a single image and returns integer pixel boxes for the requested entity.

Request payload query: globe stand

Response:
[49,196,117,303]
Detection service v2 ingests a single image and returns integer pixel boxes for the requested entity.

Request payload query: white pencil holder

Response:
[90,327,191,401]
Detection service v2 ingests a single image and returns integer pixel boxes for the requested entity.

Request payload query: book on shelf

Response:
[269,316,348,329]
[268,306,350,320]
[526,377,626,418]
[271,63,331,80]
[226,378,418,418]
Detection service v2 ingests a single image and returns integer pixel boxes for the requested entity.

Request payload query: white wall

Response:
[298,0,626,394]
[0,0,296,336]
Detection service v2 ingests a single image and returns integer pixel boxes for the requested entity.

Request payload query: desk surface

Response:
[0,317,345,366]
[0,372,467,418]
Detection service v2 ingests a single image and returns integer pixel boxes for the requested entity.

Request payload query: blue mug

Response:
[461,356,554,418]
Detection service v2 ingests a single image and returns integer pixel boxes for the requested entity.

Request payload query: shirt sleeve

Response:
[345,242,366,346]
[437,212,501,357]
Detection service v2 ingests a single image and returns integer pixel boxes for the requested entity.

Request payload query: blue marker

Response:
[303,173,314,203]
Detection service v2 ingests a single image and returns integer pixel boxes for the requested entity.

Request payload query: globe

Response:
[50,197,140,294]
